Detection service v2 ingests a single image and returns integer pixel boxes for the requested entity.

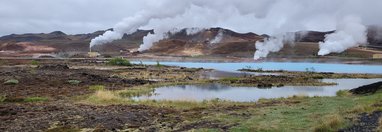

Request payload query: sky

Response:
[1,0,382,36]
[0,0,147,36]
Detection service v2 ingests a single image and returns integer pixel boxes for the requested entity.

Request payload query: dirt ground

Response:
[0,59,223,131]
[1,58,382,131]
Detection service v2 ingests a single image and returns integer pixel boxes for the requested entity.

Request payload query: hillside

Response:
[0,27,381,58]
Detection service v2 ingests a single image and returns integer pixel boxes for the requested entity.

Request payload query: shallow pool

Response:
[132,79,382,102]
[134,61,382,74]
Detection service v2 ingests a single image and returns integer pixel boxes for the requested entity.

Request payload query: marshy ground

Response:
[0,58,382,131]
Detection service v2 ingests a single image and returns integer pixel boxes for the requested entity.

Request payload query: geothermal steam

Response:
[89,0,382,59]
[254,33,295,60]
[318,16,368,55]
[210,30,224,44]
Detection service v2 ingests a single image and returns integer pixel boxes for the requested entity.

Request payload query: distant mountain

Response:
[295,31,335,42]
[147,27,263,57]
[0,26,381,58]
[0,29,152,53]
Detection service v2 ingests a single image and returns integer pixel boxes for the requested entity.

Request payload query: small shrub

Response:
[89,85,105,91]
[336,90,351,97]
[0,95,6,103]
[107,58,132,66]
[314,114,344,132]
[30,60,40,66]
[4,79,19,85]
[156,61,163,68]
[68,80,81,85]
[24,97,49,102]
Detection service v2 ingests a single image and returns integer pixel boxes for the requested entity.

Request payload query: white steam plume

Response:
[318,16,368,56]
[89,0,382,57]
[210,30,224,44]
[186,27,204,35]
[90,12,153,48]
[254,33,295,60]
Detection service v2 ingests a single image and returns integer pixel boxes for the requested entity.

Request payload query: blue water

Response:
[133,61,382,74]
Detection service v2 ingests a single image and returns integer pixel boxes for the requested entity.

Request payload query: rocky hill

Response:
[0,27,381,58]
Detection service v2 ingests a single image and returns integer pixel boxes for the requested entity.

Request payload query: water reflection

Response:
[133,79,382,102]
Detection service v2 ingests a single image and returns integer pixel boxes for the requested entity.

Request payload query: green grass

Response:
[4,79,19,85]
[78,82,382,131]
[107,58,132,66]
[0,94,6,103]
[67,80,81,85]
[30,60,40,66]
[24,97,49,102]
[156,61,163,68]
[336,90,352,97]
[89,85,105,91]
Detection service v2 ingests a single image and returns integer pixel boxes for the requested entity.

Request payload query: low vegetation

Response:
[24,97,49,102]
[88,85,105,91]
[3,79,19,85]
[30,60,40,66]
[67,80,81,85]
[336,90,352,97]
[78,82,382,131]
[216,76,336,87]
[0,94,6,103]
[107,57,132,66]
[156,61,163,68]
[313,114,346,132]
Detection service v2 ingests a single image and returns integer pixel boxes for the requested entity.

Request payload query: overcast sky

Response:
[0,0,151,36]
[1,0,382,36]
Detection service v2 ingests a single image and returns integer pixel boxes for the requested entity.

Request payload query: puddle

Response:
[132,79,382,102]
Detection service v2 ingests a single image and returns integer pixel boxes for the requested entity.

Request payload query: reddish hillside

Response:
[146,28,263,57]
[0,27,381,58]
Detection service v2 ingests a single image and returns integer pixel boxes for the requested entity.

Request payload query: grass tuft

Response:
[24,97,49,102]
[0,94,6,103]
[314,114,345,132]
[84,90,126,105]
[107,58,132,66]
[4,79,19,85]
[89,85,105,91]
[336,90,352,97]
[30,60,40,66]
[68,80,81,85]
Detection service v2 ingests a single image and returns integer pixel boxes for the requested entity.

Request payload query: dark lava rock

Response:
[339,111,382,132]
[257,83,273,88]
[37,64,69,70]
[350,81,382,95]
